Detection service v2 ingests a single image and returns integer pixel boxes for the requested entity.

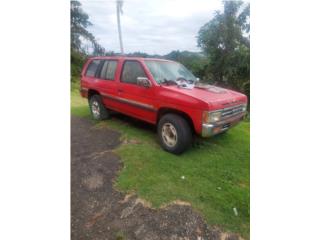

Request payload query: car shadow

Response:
[108,111,228,150]
[110,111,157,133]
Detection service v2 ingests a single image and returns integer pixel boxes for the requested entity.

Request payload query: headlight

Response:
[242,104,247,112]
[203,111,222,123]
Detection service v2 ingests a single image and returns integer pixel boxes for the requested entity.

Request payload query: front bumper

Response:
[201,113,245,137]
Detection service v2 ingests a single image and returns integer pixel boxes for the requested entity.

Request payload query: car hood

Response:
[161,83,247,109]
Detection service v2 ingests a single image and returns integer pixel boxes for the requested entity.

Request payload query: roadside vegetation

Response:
[71,83,249,238]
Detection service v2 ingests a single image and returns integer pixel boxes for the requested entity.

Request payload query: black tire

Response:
[89,95,110,120]
[157,113,192,154]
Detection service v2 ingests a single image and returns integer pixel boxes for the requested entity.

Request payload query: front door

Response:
[117,60,157,124]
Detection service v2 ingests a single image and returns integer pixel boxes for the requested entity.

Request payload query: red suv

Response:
[80,56,247,154]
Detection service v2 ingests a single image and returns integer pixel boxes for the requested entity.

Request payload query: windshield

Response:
[144,60,197,84]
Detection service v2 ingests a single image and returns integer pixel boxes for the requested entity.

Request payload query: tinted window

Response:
[85,60,101,77]
[121,61,146,84]
[99,60,118,80]
[106,61,117,80]
[99,61,109,79]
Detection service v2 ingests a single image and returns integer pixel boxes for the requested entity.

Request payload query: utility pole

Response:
[116,0,124,54]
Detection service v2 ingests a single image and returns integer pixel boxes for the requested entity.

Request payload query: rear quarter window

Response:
[85,60,101,77]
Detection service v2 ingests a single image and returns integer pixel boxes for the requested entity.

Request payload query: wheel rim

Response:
[161,123,178,147]
[91,100,100,118]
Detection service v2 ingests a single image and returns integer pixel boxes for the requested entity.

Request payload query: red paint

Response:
[80,56,247,136]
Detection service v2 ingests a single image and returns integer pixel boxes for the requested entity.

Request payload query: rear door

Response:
[93,59,120,110]
[116,60,157,123]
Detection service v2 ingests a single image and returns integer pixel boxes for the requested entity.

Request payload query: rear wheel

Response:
[89,95,110,120]
[158,114,192,154]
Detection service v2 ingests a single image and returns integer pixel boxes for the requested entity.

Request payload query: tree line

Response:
[71,0,250,98]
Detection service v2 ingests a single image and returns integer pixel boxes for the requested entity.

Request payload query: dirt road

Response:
[71,116,241,240]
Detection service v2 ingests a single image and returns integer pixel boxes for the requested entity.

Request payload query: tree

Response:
[71,0,105,55]
[71,0,106,81]
[197,0,250,93]
[164,51,209,79]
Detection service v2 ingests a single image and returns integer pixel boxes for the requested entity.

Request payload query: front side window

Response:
[144,60,196,84]
[85,60,101,77]
[121,61,146,84]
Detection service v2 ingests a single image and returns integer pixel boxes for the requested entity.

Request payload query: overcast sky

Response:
[80,0,226,55]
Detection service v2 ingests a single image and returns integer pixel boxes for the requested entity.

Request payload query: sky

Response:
[80,0,224,55]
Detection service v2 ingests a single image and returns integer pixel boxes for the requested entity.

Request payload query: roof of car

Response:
[89,56,174,62]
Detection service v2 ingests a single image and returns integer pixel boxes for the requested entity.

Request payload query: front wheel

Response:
[89,95,110,120]
[157,114,192,154]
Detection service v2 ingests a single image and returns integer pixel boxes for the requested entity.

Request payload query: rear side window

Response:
[99,61,109,79]
[106,61,117,80]
[85,60,101,77]
[121,61,146,84]
[99,60,117,80]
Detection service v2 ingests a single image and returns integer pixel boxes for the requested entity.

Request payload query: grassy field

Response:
[71,84,250,238]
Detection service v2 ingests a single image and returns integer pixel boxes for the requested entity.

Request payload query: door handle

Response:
[118,89,123,93]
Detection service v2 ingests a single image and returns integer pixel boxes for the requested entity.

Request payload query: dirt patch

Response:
[71,116,243,240]
[83,173,104,190]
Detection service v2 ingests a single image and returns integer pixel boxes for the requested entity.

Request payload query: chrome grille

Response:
[221,104,245,119]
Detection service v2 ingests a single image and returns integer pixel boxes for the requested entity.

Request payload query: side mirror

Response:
[137,77,152,88]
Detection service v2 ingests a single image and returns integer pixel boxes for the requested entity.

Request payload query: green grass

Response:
[71,82,250,238]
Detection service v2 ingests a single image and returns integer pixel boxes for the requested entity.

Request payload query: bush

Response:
[71,50,86,79]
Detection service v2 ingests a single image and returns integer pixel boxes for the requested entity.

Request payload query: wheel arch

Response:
[87,89,100,100]
[157,107,195,133]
